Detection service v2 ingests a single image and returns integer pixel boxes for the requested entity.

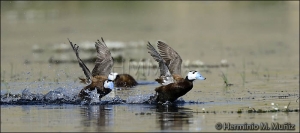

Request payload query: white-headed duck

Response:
[146,41,206,103]
[69,38,115,100]
[108,72,137,88]
[69,38,137,100]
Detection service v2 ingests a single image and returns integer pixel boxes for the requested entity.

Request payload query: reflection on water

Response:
[155,104,193,131]
[80,105,114,132]
[78,104,197,131]
[1,104,298,132]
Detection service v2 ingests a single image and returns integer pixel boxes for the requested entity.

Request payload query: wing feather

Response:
[68,38,92,84]
[147,42,174,84]
[157,41,182,75]
[91,37,114,76]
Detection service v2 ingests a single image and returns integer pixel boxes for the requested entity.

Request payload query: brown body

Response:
[114,74,138,88]
[69,38,117,101]
[78,76,112,100]
[154,77,193,103]
[155,74,184,84]
[147,42,198,103]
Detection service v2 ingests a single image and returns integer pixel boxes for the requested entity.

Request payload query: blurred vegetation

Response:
[1,1,287,13]
[1,1,154,12]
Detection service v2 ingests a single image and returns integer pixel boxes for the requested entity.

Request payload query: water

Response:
[1,1,299,132]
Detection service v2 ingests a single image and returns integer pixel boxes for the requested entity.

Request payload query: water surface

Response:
[1,1,299,132]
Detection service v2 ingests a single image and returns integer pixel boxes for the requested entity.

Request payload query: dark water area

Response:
[1,1,299,132]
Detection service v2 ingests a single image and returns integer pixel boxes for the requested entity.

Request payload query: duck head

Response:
[186,70,206,81]
[103,80,114,90]
[108,72,118,81]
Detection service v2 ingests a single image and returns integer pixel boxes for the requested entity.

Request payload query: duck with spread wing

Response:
[68,38,137,100]
[147,41,206,103]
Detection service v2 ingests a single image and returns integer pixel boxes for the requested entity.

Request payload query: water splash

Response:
[126,93,155,104]
[1,84,206,105]
[22,88,44,101]
[0,87,127,105]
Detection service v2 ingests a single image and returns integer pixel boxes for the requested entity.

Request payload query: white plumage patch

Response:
[187,71,206,80]
[108,72,118,80]
[104,80,114,89]
[162,76,174,85]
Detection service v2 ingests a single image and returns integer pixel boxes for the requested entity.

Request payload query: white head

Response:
[108,72,118,81]
[103,80,114,90]
[187,70,206,81]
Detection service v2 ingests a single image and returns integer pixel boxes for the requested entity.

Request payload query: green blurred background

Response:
[1,1,299,83]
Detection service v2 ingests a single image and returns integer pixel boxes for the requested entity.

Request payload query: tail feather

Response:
[79,77,86,84]
[155,78,163,84]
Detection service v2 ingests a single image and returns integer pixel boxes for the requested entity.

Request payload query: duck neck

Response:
[185,76,195,82]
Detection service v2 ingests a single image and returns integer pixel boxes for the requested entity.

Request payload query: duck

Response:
[68,38,115,100]
[68,38,137,100]
[96,38,138,88]
[108,72,138,88]
[146,41,206,103]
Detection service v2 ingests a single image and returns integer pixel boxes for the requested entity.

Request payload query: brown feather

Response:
[79,77,86,84]
[78,75,111,100]
[172,74,184,82]
[114,74,138,87]
[154,79,193,103]
[155,78,164,84]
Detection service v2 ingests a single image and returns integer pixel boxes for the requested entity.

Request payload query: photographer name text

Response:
[215,122,295,130]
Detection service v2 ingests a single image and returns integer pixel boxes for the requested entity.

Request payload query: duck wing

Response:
[157,41,182,75]
[68,38,92,84]
[147,42,174,85]
[91,37,114,76]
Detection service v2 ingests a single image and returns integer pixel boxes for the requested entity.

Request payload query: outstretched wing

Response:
[147,42,174,84]
[91,37,114,76]
[157,41,182,75]
[68,38,92,84]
